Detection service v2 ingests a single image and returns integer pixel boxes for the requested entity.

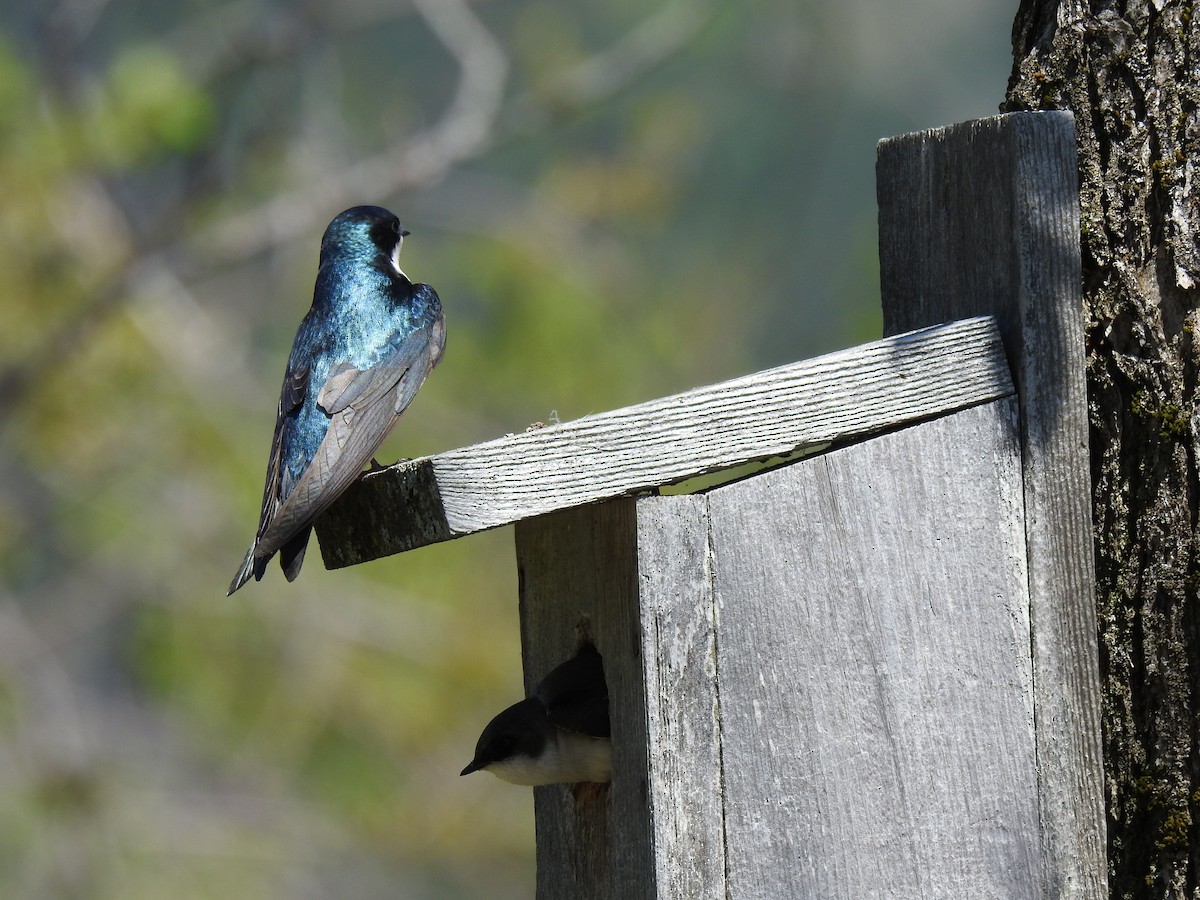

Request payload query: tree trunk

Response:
[1004,2,1200,896]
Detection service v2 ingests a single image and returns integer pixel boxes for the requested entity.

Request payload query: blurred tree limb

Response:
[197,0,721,264]
[198,0,510,263]
[0,0,722,429]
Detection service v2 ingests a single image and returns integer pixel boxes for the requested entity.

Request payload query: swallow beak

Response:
[460,760,482,776]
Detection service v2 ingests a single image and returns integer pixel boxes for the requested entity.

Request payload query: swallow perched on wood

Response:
[228,206,445,595]
[461,644,612,786]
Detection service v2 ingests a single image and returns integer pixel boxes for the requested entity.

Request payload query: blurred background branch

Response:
[1,0,725,430]
[199,0,511,264]
[0,1,1013,896]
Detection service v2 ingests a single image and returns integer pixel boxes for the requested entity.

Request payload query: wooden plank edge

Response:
[316,315,1014,568]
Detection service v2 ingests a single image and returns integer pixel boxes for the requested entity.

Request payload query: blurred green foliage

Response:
[94,46,215,164]
[0,1,1012,897]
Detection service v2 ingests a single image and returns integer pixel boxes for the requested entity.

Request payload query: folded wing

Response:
[255,316,445,557]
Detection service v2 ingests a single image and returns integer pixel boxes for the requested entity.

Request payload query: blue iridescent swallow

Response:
[228,206,445,594]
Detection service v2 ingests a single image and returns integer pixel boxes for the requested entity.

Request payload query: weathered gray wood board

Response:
[515,500,651,900]
[515,496,724,900]
[878,111,1105,899]
[712,398,1038,899]
[515,398,1042,899]
[316,316,1013,567]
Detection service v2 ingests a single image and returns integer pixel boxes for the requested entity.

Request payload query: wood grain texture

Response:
[317,316,1014,567]
[1007,5,1200,894]
[710,399,1041,899]
[514,495,726,900]
[878,111,1105,899]
[633,495,725,899]
[516,403,1044,898]
[515,500,652,900]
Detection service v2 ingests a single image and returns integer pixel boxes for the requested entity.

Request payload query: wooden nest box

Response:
[315,112,1106,900]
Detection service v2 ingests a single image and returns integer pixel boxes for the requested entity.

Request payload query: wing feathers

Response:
[253,321,442,557]
[230,304,445,593]
[316,329,430,414]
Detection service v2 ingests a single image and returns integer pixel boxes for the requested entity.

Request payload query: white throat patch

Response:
[390,239,407,279]
[485,732,612,786]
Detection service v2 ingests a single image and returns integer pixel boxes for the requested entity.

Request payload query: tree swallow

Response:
[228,206,445,595]
[461,644,612,786]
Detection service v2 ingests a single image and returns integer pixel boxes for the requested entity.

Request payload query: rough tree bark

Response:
[1004,2,1200,897]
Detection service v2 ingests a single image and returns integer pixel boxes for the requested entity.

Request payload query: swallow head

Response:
[320,205,410,276]
[460,697,612,786]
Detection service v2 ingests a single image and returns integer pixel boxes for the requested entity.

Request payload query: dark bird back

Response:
[228,206,445,594]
